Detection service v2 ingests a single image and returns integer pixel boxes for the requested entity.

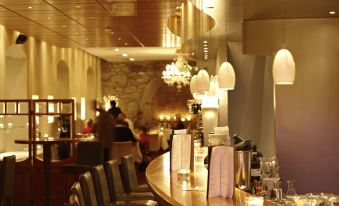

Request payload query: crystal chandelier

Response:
[162,55,192,90]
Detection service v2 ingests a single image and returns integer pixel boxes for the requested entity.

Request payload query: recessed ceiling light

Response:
[124,42,128,46]
[114,48,119,52]
[47,17,51,20]
[75,5,81,8]
[110,31,114,35]
[122,53,128,57]
[129,58,135,61]
[85,38,89,41]
[90,16,95,19]
[62,25,66,28]
[203,40,208,44]
[118,37,122,41]
[329,11,336,15]
[28,6,32,9]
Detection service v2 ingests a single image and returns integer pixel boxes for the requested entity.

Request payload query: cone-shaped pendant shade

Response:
[218,62,235,90]
[272,49,295,85]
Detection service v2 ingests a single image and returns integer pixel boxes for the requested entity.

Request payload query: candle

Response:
[245,196,264,206]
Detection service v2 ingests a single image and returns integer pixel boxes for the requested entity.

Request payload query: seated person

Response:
[138,126,150,156]
[82,118,94,134]
[114,114,136,143]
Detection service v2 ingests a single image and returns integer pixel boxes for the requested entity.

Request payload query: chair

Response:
[104,160,156,204]
[71,182,85,206]
[110,142,133,164]
[79,172,98,206]
[62,141,104,174]
[121,155,151,193]
[90,165,112,206]
[69,194,81,206]
[0,155,16,206]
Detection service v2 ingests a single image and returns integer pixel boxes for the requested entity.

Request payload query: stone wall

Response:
[101,60,193,128]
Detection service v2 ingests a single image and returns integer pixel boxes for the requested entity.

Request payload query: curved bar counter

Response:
[146,152,276,206]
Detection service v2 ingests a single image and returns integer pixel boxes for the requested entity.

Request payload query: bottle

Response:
[250,145,261,187]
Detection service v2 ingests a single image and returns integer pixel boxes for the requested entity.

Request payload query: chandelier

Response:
[162,55,192,90]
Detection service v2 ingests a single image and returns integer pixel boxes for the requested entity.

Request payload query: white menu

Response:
[207,146,234,198]
[170,134,192,171]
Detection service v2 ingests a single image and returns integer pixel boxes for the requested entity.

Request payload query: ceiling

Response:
[1,0,338,62]
[0,0,184,61]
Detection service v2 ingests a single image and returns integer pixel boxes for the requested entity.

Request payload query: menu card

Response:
[170,134,192,171]
[207,145,234,199]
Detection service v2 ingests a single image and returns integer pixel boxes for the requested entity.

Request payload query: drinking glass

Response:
[286,180,297,198]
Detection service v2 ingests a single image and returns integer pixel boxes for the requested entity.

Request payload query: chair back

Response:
[104,160,126,202]
[76,141,104,165]
[121,155,139,193]
[71,182,85,206]
[79,172,97,206]
[109,141,133,164]
[0,155,16,199]
[69,194,81,206]
[91,165,111,206]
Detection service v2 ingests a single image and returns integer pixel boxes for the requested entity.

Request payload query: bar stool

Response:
[69,194,81,206]
[79,172,98,206]
[121,155,151,193]
[109,141,133,164]
[71,182,85,206]
[0,155,16,206]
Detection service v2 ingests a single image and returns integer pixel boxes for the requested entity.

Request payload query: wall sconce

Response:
[81,97,86,120]
[272,49,295,85]
[47,95,54,123]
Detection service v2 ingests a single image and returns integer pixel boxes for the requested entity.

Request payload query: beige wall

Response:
[243,18,339,193]
[0,24,102,151]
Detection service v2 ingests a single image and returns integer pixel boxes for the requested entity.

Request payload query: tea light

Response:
[245,196,264,206]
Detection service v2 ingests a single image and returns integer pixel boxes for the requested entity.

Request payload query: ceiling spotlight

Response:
[118,37,122,41]
[62,25,66,28]
[203,40,208,44]
[122,53,128,57]
[28,6,32,9]
[47,17,51,20]
[129,58,135,61]
[110,31,114,34]
[90,16,95,19]
[124,42,128,46]
[329,11,336,15]
[75,5,81,8]
[114,48,119,52]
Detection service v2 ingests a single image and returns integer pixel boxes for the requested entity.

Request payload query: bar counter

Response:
[146,152,277,206]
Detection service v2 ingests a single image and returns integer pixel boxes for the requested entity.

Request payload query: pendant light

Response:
[196,69,210,93]
[218,62,235,90]
[272,2,295,85]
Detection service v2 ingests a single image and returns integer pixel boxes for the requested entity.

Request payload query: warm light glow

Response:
[202,108,218,146]
[122,53,128,57]
[329,11,336,15]
[218,62,236,90]
[81,97,86,120]
[186,116,191,121]
[166,115,171,121]
[71,97,77,121]
[201,95,219,108]
[32,95,39,125]
[245,196,264,206]
[181,117,186,122]
[159,115,164,121]
[114,48,119,52]
[162,26,181,48]
[47,95,54,123]
[273,49,295,85]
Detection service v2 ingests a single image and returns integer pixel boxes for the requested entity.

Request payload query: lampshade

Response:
[218,62,235,90]
[272,49,295,85]
[196,69,210,93]
[190,75,198,94]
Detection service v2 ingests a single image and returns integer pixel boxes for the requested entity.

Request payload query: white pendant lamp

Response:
[272,49,295,85]
[218,62,235,90]
[196,69,210,93]
[208,76,219,96]
[190,75,198,94]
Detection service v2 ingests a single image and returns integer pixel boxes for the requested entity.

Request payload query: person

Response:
[95,109,116,162]
[82,118,94,134]
[174,114,185,130]
[114,113,136,143]
[138,126,150,153]
[133,111,147,131]
[58,115,71,160]
[108,100,122,119]
[119,112,140,141]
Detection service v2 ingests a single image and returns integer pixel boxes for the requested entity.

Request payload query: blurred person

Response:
[95,109,116,161]
[174,114,185,130]
[114,112,136,143]
[108,100,122,119]
[82,118,94,134]
[133,111,147,131]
